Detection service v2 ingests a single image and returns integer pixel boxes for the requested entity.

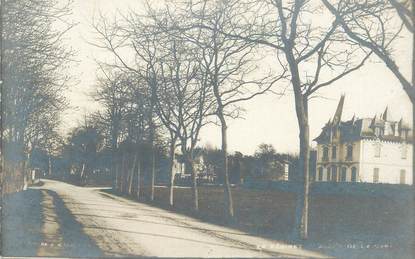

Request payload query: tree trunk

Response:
[22,159,28,190]
[136,156,142,200]
[116,158,121,192]
[150,145,156,201]
[124,154,129,194]
[25,151,32,186]
[48,156,52,176]
[188,155,199,211]
[120,153,126,194]
[218,112,234,219]
[114,161,119,192]
[128,153,137,195]
[149,86,156,201]
[412,5,415,186]
[211,23,234,219]
[111,138,118,191]
[293,98,310,240]
[169,138,177,206]
[148,115,156,201]
[282,42,310,239]
[80,163,85,185]
[294,121,310,240]
[412,100,415,187]
[119,156,123,193]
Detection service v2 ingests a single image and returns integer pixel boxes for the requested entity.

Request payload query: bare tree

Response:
[151,39,182,206]
[123,75,151,197]
[126,80,151,200]
[321,0,415,185]
[1,0,74,192]
[195,0,371,239]
[25,111,63,186]
[153,31,215,208]
[92,13,161,200]
[93,65,152,197]
[65,118,104,185]
[153,0,286,219]
[94,68,132,191]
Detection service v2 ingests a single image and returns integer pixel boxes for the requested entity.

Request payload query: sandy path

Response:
[3,179,331,258]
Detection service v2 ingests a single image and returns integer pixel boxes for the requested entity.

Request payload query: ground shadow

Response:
[2,188,104,257]
[47,190,103,257]
[2,189,43,256]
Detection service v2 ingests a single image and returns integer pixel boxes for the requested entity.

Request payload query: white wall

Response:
[359,139,413,185]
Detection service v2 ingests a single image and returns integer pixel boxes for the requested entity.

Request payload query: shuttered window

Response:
[373,168,379,183]
[400,170,406,184]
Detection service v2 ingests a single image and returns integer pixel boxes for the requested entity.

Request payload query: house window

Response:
[375,127,381,136]
[327,167,331,181]
[351,167,357,182]
[323,147,329,161]
[402,130,408,140]
[346,145,353,160]
[318,167,323,181]
[374,143,381,158]
[401,145,408,159]
[400,170,406,184]
[341,167,347,182]
[332,145,337,159]
[331,166,337,182]
[373,168,379,183]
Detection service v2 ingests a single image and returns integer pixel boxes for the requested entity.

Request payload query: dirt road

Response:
[2,179,330,258]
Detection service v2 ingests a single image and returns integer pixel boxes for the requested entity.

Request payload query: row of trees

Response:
[58,129,295,186]
[1,0,74,193]
[2,0,409,241]
[87,0,413,239]
[90,1,281,217]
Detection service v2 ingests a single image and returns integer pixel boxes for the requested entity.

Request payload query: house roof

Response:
[314,96,412,144]
[314,117,411,143]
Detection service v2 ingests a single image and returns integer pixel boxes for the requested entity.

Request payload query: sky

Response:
[60,0,413,155]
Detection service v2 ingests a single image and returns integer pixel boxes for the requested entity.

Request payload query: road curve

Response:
[3,179,331,258]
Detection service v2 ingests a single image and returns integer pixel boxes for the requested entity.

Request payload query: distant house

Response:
[282,162,290,181]
[172,155,186,177]
[30,168,42,182]
[314,95,413,185]
[173,154,215,183]
[253,157,292,182]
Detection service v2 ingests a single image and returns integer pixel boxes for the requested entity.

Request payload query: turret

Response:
[382,106,388,121]
[370,114,376,128]
[332,94,345,126]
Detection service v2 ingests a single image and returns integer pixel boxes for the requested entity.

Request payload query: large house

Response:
[314,95,413,185]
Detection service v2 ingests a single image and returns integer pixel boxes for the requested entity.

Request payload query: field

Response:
[134,184,415,258]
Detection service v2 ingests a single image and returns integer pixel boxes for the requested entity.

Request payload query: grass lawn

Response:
[106,183,415,258]
[135,185,414,246]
